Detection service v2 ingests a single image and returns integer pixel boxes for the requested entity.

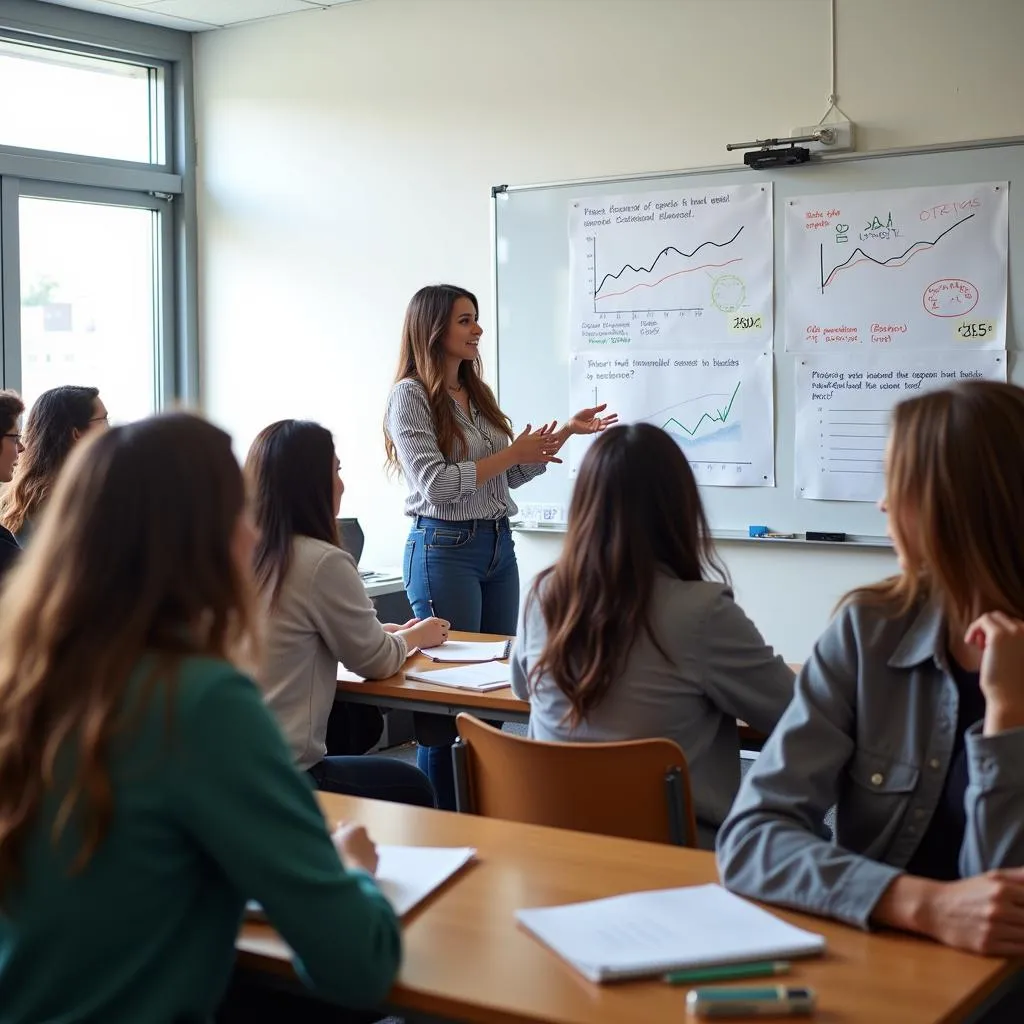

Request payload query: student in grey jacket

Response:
[246,419,448,806]
[718,382,1024,985]
[511,423,794,849]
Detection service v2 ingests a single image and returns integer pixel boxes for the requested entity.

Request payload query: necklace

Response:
[448,381,464,393]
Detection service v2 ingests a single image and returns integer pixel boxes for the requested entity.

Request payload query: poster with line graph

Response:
[794,351,1006,502]
[568,183,773,351]
[568,348,774,487]
[784,182,1008,352]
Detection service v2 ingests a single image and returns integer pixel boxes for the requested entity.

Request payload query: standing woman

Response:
[0,384,108,543]
[384,283,615,807]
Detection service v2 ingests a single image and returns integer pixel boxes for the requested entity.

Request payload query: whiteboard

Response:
[494,139,1023,542]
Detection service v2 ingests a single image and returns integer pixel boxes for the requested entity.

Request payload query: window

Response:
[19,194,167,421]
[0,4,196,414]
[0,39,163,165]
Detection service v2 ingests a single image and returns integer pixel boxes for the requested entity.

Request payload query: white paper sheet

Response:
[405,662,512,691]
[569,347,775,487]
[516,884,825,983]
[420,640,510,663]
[785,182,1008,351]
[569,183,774,350]
[795,351,1007,501]
[241,845,476,959]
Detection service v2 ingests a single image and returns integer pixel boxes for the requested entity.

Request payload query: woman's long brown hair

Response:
[0,385,98,535]
[0,413,258,902]
[384,285,512,470]
[246,419,339,607]
[843,380,1024,627]
[528,423,727,725]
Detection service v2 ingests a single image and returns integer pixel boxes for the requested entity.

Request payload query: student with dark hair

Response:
[511,423,794,849]
[384,283,616,807]
[0,390,24,580]
[0,413,401,1023]
[718,381,1024,1021]
[0,384,107,542]
[246,418,443,806]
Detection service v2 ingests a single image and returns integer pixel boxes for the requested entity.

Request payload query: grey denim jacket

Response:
[716,598,1024,929]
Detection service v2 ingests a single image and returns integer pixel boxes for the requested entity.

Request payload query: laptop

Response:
[337,518,372,578]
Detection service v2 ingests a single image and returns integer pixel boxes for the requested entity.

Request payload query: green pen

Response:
[665,961,791,985]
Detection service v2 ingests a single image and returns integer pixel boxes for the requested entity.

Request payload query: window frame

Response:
[0,0,198,406]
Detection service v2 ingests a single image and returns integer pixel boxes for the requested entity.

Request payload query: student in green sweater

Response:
[0,413,401,1024]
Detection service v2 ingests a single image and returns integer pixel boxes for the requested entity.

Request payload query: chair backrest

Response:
[452,713,697,847]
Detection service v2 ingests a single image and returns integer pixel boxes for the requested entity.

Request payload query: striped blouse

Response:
[385,377,545,521]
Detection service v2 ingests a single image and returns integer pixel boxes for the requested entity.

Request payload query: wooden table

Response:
[238,794,1016,1024]
[337,631,529,725]
[336,631,797,744]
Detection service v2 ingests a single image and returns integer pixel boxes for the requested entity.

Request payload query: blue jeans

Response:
[307,756,436,808]
[403,516,519,809]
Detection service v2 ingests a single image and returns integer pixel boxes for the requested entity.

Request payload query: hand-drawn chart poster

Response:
[784,182,1008,351]
[568,184,773,350]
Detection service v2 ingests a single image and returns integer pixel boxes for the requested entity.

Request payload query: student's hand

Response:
[919,870,1024,955]
[965,612,1024,733]
[383,618,419,634]
[508,423,562,466]
[400,616,449,650]
[331,822,379,876]
[566,403,619,436]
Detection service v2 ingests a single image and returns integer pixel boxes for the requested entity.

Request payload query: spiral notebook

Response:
[419,640,512,663]
[405,662,512,691]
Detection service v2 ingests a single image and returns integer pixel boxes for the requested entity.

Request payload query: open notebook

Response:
[516,884,826,983]
[419,640,512,662]
[405,662,511,692]
[245,845,475,926]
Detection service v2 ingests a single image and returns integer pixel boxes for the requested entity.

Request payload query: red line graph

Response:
[596,258,742,301]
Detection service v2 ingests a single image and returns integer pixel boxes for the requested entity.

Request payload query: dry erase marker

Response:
[686,984,816,1018]
[666,961,790,985]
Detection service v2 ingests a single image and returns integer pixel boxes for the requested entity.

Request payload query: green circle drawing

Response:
[711,274,746,313]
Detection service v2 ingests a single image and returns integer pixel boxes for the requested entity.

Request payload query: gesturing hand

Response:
[964,611,1024,732]
[509,423,563,466]
[921,869,1024,956]
[567,403,618,436]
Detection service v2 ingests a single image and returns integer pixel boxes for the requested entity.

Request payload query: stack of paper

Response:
[406,662,512,691]
[420,640,511,662]
[516,884,825,983]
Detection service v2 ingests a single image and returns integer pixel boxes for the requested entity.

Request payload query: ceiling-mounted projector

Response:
[743,145,811,170]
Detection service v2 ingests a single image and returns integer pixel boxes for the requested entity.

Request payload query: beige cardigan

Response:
[258,536,407,770]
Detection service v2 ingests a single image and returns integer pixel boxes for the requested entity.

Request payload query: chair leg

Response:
[452,738,473,814]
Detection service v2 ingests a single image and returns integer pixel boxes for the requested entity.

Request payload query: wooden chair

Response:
[451,713,697,847]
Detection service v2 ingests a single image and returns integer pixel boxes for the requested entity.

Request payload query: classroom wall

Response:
[194,0,1024,660]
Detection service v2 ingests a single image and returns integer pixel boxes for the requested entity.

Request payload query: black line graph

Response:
[819,215,975,292]
[594,227,744,297]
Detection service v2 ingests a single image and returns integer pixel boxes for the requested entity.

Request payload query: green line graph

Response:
[661,381,741,438]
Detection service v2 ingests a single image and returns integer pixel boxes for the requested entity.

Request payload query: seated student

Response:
[0,390,24,580]
[510,423,794,849]
[717,381,1024,1020]
[0,384,107,543]
[246,419,447,807]
[0,413,401,1024]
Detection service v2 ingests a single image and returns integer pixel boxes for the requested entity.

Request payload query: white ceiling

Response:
[36,0,361,33]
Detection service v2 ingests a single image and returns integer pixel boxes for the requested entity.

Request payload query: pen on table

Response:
[665,961,791,985]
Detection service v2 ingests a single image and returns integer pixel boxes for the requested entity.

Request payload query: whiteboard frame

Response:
[491,135,1023,545]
